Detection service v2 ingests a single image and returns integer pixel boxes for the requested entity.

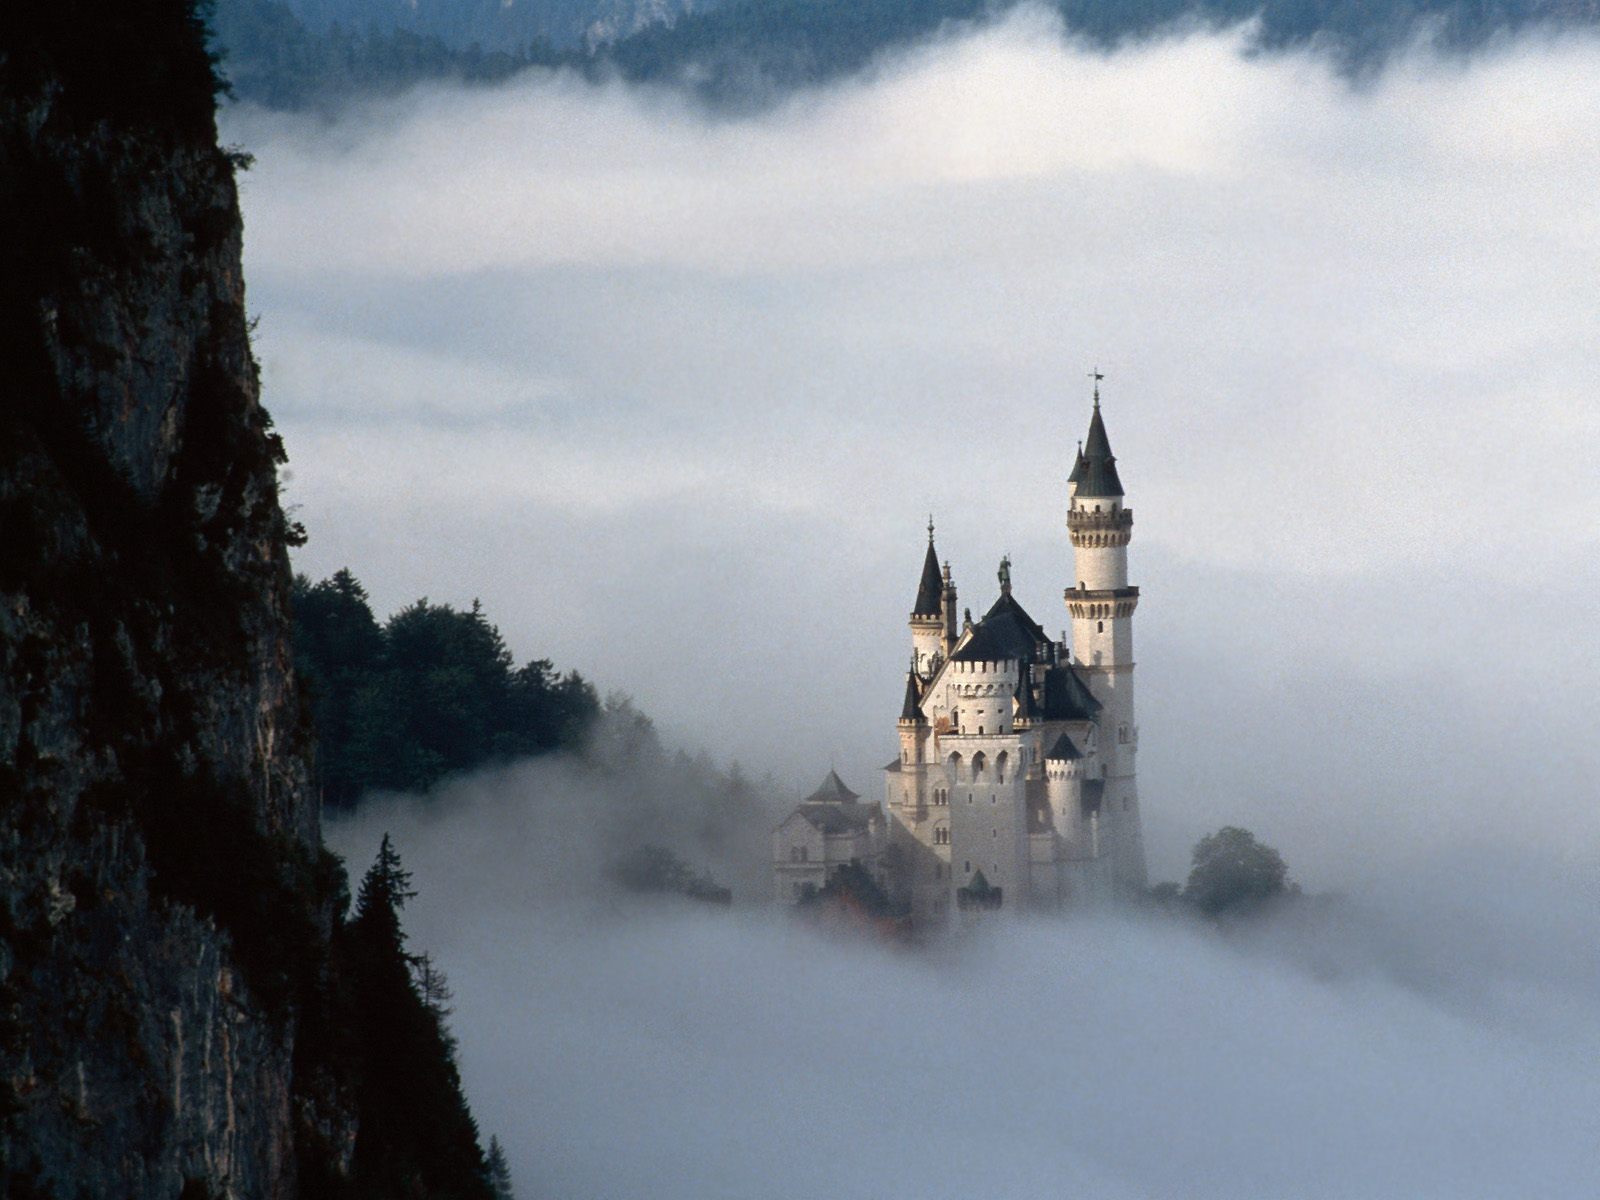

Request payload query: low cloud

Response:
[230,10,1600,888]
[328,778,1600,1199]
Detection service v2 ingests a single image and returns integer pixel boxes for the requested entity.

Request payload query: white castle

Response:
[774,389,1147,922]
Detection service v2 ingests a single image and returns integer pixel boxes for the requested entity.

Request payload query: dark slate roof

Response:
[796,803,881,834]
[1045,732,1081,761]
[804,770,859,804]
[950,592,1050,664]
[1041,665,1101,720]
[912,539,943,616]
[900,670,923,722]
[1077,403,1124,498]
[963,868,996,895]
[884,759,903,773]
[1068,442,1086,486]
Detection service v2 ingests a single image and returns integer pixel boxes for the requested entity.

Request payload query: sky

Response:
[224,13,1600,1195]
[223,10,1600,889]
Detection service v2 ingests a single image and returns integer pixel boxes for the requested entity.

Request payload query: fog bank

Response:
[229,11,1600,886]
[329,781,1600,1199]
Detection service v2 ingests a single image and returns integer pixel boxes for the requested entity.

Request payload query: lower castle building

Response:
[775,391,1147,922]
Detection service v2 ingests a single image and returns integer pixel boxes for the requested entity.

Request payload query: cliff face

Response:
[0,6,348,1196]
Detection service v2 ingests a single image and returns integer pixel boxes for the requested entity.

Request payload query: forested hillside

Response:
[292,571,770,901]
[292,570,598,808]
[0,4,503,1194]
[212,0,1600,108]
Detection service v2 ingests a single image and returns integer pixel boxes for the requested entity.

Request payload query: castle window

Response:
[1097,620,1104,633]
[934,826,950,845]
[964,861,971,873]
[978,725,984,735]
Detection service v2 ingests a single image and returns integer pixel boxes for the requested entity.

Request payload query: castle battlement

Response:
[772,386,1148,922]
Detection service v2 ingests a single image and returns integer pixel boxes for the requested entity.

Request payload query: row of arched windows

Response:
[944,750,1009,784]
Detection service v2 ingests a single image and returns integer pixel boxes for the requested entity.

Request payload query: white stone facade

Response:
[770,395,1149,925]
[884,395,1148,924]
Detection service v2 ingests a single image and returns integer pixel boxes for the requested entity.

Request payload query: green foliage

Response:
[1182,825,1293,917]
[485,1136,514,1200]
[335,839,494,1200]
[208,0,1597,114]
[208,0,564,109]
[610,844,731,904]
[292,571,600,808]
[799,860,896,918]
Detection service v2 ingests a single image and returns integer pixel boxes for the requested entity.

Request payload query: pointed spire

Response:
[1076,376,1124,498]
[900,670,923,723]
[1045,731,1082,761]
[912,521,943,617]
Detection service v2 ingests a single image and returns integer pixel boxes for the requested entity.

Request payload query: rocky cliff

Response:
[0,5,351,1195]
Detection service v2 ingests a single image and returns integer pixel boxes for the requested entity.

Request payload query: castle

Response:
[774,389,1147,922]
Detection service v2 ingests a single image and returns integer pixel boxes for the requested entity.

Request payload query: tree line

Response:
[210,0,1589,111]
[292,569,600,809]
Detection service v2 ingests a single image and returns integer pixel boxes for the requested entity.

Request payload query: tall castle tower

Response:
[777,381,1151,922]
[1065,381,1146,891]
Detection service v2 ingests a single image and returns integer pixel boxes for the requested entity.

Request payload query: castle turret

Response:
[1064,380,1146,891]
[897,668,928,767]
[910,519,946,677]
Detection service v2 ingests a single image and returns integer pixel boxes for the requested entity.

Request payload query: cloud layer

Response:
[228,12,1600,884]
[329,781,1600,1200]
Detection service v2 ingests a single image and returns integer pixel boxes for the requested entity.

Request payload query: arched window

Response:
[933,825,950,845]
[971,751,987,779]
[995,750,1009,784]
[947,751,963,784]
[1097,620,1104,633]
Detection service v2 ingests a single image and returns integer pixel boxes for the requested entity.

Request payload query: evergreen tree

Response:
[342,836,493,1199]
[485,1136,514,1200]
[291,570,601,808]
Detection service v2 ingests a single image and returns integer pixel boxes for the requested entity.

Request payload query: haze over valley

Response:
[217,13,1600,1195]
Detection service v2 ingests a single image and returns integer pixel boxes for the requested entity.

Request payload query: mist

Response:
[227,12,1600,886]
[328,772,1600,1198]
[228,19,1600,1190]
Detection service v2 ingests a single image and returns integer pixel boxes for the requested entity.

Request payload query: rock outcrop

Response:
[0,5,350,1195]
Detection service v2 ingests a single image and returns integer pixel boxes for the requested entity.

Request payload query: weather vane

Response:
[1089,367,1104,406]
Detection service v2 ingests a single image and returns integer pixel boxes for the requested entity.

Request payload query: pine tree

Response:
[342,836,492,1199]
[485,1136,515,1200]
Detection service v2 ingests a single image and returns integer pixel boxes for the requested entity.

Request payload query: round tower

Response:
[1064,380,1146,892]
[909,518,946,677]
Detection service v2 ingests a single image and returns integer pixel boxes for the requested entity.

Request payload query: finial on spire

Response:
[1089,367,1104,409]
[927,513,935,544]
[998,555,1012,596]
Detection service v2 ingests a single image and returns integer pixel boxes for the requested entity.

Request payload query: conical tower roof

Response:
[912,532,943,617]
[900,670,924,723]
[1045,731,1082,761]
[805,770,859,804]
[1076,395,1124,498]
